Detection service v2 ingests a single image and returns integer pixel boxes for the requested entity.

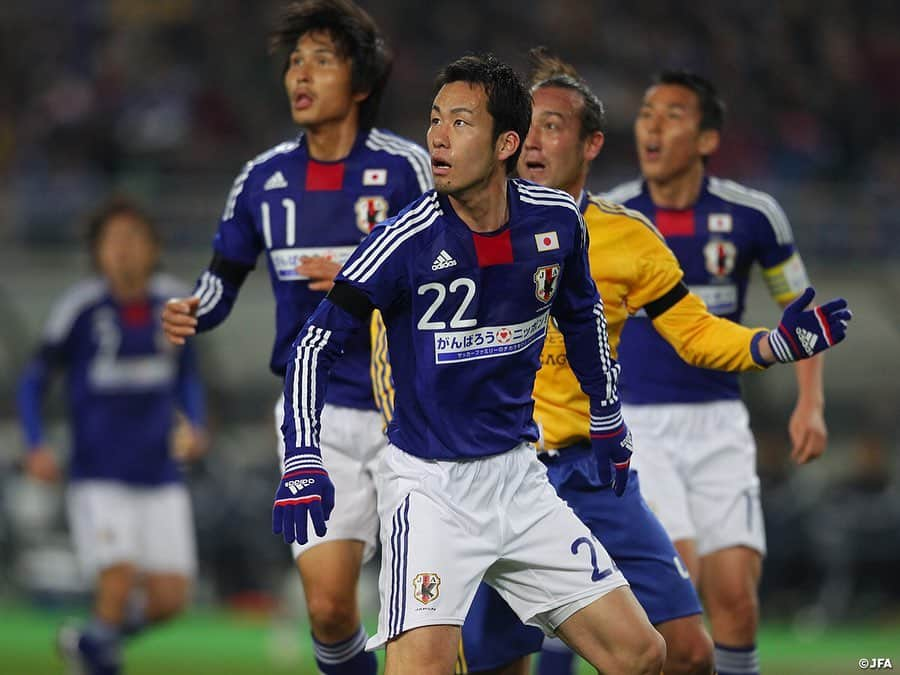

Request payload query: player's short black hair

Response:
[656,70,725,132]
[86,196,159,269]
[271,0,393,130]
[528,47,605,139]
[434,54,532,174]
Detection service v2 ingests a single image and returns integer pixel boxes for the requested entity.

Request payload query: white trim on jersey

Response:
[592,302,619,403]
[194,271,223,318]
[342,193,441,284]
[222,138,302,221]
[366,129,433,194]
[43,279,107,344]
[600,179,643,205]
[707,177,794,246]
[293,325,332,448]
[515,181,582,219]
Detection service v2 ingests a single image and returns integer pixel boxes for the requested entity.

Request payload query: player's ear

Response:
[583,131,604,163]
[698,128,720,158]
[496,130,521,165]
[352,88,371,104]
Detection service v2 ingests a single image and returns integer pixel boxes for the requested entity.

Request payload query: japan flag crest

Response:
[534,264,561,303]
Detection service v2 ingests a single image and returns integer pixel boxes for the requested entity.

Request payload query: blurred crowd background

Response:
[1,0,898,638]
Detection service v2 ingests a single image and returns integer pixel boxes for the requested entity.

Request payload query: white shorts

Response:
[367,444,628,650]
[623,400,766,557]
[275,396,385,562]
[67,481,197,580]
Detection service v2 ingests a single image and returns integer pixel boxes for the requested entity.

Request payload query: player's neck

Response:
[304,114,360,162]
[646,162,705,210]
[107,277,148,303]
[448,172,509,233]
[561,173,588,203]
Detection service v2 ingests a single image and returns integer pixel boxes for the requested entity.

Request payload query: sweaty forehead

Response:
[433,81,487,113]
[532,86,581,118]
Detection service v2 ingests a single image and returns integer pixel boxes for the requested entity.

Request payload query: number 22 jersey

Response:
[283,180,623,460]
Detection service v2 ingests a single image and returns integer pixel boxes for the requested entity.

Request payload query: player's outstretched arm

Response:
[273,287,370,544]
[647,283,850,370]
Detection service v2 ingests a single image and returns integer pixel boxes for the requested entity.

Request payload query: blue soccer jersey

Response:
[17,275,205,485]
[193,128,431,409]
[604,176,810,404]
[281,180,623,461]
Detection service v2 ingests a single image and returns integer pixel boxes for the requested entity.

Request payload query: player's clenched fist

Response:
[161,296,200,345]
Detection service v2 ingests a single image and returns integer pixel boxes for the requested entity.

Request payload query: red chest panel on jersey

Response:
[305,160,345,191]
[472,229,514,267]
[654,209,695,237]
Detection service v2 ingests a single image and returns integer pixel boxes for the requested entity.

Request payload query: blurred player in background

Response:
[604,71,835,675]
[364,49,849,675]
[273,53,669,675]
[16,197,207,675]
[160,1,430,672]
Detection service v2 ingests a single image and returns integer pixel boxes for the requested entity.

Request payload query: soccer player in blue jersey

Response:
[273,53,670,675]
[604,71,834,675]
[161,2,430,672]
[17,198,207,675]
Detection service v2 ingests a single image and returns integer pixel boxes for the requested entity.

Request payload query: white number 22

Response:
[417,278,477,330]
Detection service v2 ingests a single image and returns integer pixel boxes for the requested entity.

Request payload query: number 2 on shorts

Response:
[571,536,612,582]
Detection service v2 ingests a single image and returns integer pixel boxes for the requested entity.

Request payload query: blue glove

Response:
[767,287,852,363]
[591,408,634,497]
[272,451,335,545]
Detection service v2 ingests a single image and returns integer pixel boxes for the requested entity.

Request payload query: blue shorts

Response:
[458,446,701,673]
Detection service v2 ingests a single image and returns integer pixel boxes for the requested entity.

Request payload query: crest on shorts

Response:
[534,264,560,303]
[412,572,441,604]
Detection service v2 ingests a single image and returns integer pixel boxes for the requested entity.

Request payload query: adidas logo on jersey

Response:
[796,327,819,356]
[286,478,316,495]
[264,171,288,190]
[431,250,457,270]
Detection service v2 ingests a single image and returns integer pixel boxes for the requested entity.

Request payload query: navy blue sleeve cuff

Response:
[750,330,773,368]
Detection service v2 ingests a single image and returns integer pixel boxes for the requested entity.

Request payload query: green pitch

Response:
[0,605,896,674]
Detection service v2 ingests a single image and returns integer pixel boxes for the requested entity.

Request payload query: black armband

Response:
[327,281,375,321]
[643,280,689,320]
[209,252,253,287]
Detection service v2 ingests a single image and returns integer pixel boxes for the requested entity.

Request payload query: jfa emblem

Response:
[703,240,737,278]
[413,573,441,605]
[708,213,732,233]
[534,264,560,303]
[354,196,389,233]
